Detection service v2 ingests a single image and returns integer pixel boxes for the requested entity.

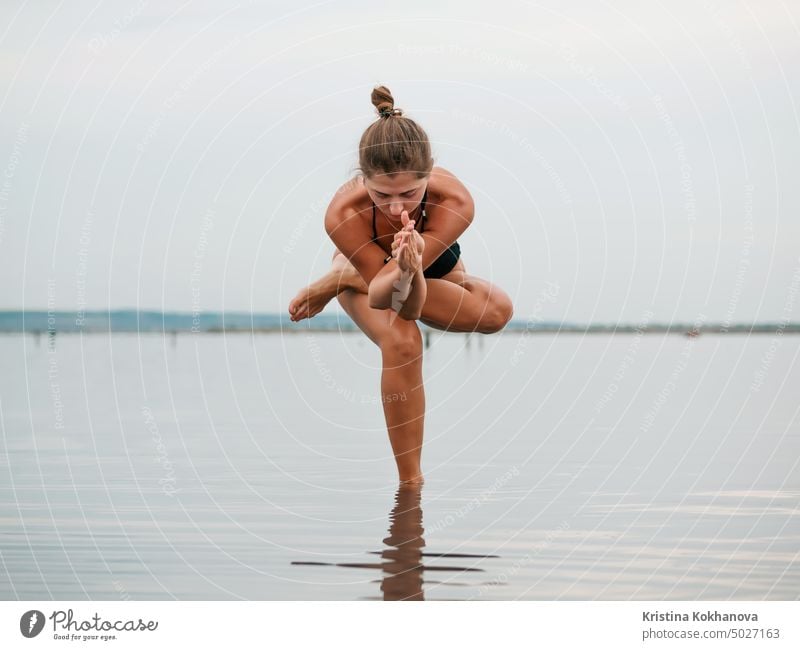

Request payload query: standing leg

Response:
[337,288,425,484]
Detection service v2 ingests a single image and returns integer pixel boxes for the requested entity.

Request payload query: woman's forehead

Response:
[366,173,424,192]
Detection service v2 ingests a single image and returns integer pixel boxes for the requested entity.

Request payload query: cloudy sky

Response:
[0,0,798,324]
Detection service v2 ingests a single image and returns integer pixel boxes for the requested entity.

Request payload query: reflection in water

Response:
[292,484,499,600]
[378,483,426,600]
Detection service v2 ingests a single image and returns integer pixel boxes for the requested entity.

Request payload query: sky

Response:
[0,0,798,324]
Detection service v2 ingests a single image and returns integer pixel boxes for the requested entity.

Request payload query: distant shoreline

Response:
[0,311,797,335]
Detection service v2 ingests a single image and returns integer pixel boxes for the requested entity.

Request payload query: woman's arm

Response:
[324,201,424,318]
[324,202,386,287]
[368,263,426,318]
[368,222,427,317]
[418,180,474,271]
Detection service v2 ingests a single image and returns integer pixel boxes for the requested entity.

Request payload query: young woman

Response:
[288,86,514,485]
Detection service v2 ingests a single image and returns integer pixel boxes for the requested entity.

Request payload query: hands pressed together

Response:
[390,210,425,275]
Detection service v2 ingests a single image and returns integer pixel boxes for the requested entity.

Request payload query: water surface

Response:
[1,331,797,599]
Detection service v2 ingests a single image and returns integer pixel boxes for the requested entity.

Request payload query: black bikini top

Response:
[371,188,428,243]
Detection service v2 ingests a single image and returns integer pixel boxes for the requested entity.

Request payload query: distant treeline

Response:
[0,311,797,335]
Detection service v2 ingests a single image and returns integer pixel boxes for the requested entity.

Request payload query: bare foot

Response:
[288,278,336,322]
[288,263,365,322]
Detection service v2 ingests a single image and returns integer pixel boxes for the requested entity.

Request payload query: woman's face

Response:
[365,172,428,219]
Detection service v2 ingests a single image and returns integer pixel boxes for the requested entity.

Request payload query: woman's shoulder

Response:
[324,176,370,233]
[427,167,474,211]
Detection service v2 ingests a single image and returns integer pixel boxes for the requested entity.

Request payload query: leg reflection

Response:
[380,483,426,601]
[290,483,499,599]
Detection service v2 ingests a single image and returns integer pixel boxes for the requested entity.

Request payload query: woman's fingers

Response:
[404,230,417,255]
[393,230,407,257]
[394,229,421,273]
[391,223,423,268]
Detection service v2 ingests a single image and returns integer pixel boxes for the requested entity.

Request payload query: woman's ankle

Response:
[398,469,424,485]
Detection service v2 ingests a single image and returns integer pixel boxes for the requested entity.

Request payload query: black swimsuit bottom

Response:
[371,189,461,279]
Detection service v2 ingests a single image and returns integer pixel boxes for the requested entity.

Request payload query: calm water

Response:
[1,331,798,600]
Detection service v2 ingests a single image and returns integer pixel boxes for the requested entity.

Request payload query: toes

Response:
[289,301,306,321]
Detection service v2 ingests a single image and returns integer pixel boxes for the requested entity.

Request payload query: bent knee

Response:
[477,294,514,334]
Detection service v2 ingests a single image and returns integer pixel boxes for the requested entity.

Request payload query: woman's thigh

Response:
[335,252,509,334]
[418,258,512,333]
[337,288,420,348]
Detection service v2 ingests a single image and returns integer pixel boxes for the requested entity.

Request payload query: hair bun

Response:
[371,85,403,118]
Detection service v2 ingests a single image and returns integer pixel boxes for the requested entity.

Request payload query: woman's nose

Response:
[389,202,404,216]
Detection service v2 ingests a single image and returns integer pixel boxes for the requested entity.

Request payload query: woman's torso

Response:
[330,167,466,279]
[336,167,458,251]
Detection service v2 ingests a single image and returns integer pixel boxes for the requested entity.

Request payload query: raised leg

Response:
[290,251,513,333]
[419,275,514,334]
